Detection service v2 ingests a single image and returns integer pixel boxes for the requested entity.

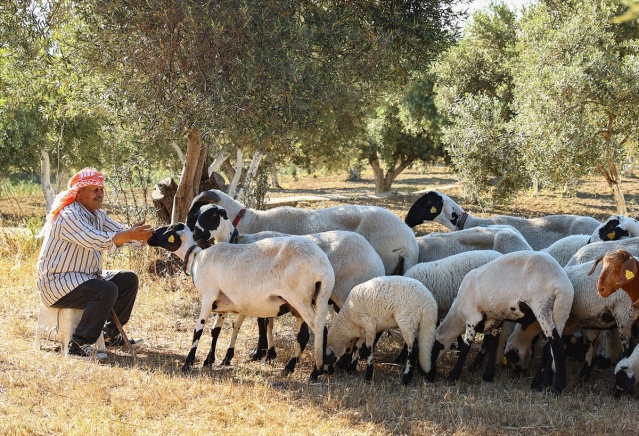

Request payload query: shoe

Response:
[67,341,96,360]
[104,334,144,349]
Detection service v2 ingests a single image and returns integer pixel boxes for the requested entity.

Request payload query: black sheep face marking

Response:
[147,223,186,252]
[193,204,229,246]
[598,218,629,241]
[404,191,444,228]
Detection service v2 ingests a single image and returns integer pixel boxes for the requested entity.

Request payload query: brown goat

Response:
[589,249,639,319]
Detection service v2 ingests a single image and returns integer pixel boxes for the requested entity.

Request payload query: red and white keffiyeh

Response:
[47,167,105,221]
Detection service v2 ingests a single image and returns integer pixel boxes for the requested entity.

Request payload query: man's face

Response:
[76,185,104,213]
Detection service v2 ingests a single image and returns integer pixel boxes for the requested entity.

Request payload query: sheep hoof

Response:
[401,373,412,386]
[284,358,298,374]
[266,347,277,361]
[249,347,267,361]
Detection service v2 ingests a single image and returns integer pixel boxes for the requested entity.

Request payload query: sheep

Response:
[589,215,639,243]
[415,225,532,263]
[404,190,600,250]
[540,235,590,267]
[613,344,639,398]
[593,249,639,321]
[188,189,419,275]
[430,251,574,392]
[566,237,639,267]
[147,223,335,379]
[503,258,635,382]
[190,204,386,364]
[325,276,438,385]
[404,250,504,320]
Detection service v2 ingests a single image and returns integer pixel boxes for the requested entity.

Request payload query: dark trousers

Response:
[51,271,139,345]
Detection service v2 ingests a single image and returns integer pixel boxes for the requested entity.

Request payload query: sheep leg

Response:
[531,338,551,391]
[548,329,567,393]
[336,338,358,371]
[401,338,418,386]
[577,330,600,382]
[480,326,502,382]
[203,314,226,367]
[265,317,278,361]
[448,325,477,382]
[283,318,309,375]
[182,295,215,371]
[427,341,445,382]
[346,338,365,374]
[249,317,269,361]
[221,314,247,366]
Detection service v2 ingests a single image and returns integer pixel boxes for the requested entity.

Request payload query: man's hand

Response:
[113,219,154,246]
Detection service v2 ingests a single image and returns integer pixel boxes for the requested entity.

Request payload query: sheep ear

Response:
[588,257,603,275]
[219,208,228,220]
[621,255,638,284]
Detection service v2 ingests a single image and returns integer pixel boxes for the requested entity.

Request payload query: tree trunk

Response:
[228,146,244,198]
[208,148,228,176]
[171,126,207,223]
[271,162,282,189]
[40,149,55,212]
[597,157,627,215]
[368,151,411,194]
[171,141,185,164]
[237,137,271,203]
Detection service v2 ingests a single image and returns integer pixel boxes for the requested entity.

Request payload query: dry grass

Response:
[2,166,639,435]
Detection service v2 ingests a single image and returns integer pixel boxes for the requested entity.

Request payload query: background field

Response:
[1,166,639,435]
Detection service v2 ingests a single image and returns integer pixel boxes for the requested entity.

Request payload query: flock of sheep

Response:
[146,188,639,397]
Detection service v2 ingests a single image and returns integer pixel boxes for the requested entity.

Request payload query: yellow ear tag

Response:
[168,235,175,243]
[625,270,635,281]
[608,232,616,240]
[570,336,577,344]
[501,356,507,365]
[430,206,437,213]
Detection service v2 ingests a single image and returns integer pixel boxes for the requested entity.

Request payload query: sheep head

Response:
[404,190,465,230]
[595,249,638,298]
[193,204,232,247]
[147,223,189,253]
[186,190,222,230]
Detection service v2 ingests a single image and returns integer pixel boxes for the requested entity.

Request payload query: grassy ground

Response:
[1,166,639,435]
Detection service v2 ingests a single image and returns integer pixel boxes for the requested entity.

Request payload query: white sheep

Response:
[404,190,600,250]
[589,215,639,243]
[189,189,419,275]
[503,259,635,382]
[147,223,335,380]
[325,276,438,385]
[566,237,639,267]
[190,204,386,364]
[404,250,504,320]
[415,225,531,263]
[430,251,574,392]
[540,235,590,267]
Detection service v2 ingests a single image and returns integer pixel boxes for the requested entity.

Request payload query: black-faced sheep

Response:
[147,223,335,379]
[190,204,386,364]
[589,215,639,243]
[325,276,438,385]
[415,225,531,263]
[430,251,574,392]
[189,189,418,275]
[404,190,600,250]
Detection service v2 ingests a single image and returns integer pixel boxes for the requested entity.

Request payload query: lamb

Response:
[430,251,574,392]
[325,276,438,385]
[503,258,635,382]
[589,215,639,243]
[415,225,531,263]
[190,204,385,364]
[188,189,418,275]
[147,223,335,379]
[404,190,600,250]
[540,235,590,267]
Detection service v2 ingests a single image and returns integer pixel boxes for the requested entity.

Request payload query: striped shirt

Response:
[36,201,137,306]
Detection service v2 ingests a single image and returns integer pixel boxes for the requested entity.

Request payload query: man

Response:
[36,167,154,359]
